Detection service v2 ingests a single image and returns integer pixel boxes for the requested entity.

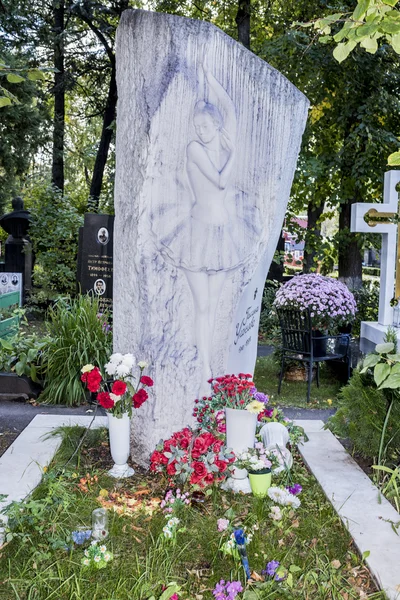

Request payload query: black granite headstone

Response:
[77,214,114,312]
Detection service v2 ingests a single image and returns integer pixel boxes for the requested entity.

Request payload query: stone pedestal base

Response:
[107,463,135,479]
[222,476,252,494]
[360,322,400,354]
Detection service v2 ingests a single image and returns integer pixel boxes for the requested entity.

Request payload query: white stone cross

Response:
[351,170,400,326]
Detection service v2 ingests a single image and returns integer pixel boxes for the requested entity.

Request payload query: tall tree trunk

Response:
[303,202,324,273]
[338,198,363,289]
[236,0,251,49]
[52,0,65,192]
[88,62,117,210]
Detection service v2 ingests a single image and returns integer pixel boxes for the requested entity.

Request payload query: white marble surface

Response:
[113,9,309,462]
[298,420,400,600]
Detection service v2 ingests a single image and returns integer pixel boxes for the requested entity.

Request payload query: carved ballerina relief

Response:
[159,60,260,386]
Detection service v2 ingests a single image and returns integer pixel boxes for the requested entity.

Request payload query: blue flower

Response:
[71,529,92,545]
[233,529,246,546]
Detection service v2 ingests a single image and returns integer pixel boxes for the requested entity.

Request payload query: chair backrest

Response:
[276,307,313,355]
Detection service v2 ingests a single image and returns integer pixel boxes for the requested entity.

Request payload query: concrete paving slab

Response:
[299,425,400,600]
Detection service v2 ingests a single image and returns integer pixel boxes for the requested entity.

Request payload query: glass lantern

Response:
[393,304,400,328]
[91,508,108,540]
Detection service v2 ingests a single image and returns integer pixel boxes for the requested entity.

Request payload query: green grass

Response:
[0,427,387,600]
[254,355,344,409]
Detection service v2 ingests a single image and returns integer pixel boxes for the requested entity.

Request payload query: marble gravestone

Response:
[113,9,309,462]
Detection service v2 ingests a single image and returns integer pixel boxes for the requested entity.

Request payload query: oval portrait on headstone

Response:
[0,275,8,285]
[97,227,109,245]
[94,279,106,296]
[11,275,19,285]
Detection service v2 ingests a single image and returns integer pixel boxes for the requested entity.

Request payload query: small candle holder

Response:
[393,305,400,328]
[91,508,108,541]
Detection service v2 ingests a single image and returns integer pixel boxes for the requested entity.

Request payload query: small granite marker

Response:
[113,9,309,462]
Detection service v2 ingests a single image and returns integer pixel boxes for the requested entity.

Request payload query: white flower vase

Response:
[107,412,135,479]
[224,407,257,494]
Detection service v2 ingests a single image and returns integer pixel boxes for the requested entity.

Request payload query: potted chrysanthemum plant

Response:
[81,353,153,479]
[235,443,279,497]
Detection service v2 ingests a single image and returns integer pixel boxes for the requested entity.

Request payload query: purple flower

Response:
[262,560,280,577]
[251,389,269,404]
[287,484,302,495]
[213,580,243,599]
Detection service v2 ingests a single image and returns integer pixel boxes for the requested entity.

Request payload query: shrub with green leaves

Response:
[327,341,400,459]
[26,184,84,298]
[40,294,112,406]
[351,280,380,337]
[0,331,48,383]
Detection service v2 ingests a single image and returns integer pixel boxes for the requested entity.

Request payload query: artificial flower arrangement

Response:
[150,428,235,488]
[193,374,267,431]
[234,442,280,474]
[81,541,113,569]
[194,375,305,447]
[274,273,357,333]
[81,353,153,418]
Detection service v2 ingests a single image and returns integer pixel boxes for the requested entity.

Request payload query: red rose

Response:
[214,459,227,473]
[86,367,102,392]
[133,388,148,408]
[173,427,192,450]
[97,392,115,410]
[140,375,154,387]
[150,450,168,470]
[190,461,208,485]
[166,461,177,475]
[213,440,223,453]
[112,380,127,396]
[204,472,214,485]
[192,432,216,458]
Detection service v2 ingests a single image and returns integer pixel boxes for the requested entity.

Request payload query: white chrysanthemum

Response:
[268,486,288,505]
[109,353,123,364]
[285,495,301,509]
[269,506,282,521]
[100,545,106,553]
[104,552,111,562]
[105,361,116,376]
[138,360,148,369]
[83,558,90,566]
[163,527,172,538]
[94,555,101,563]
[167,518,180,527]
[84,549,89,557]
[122,353,135,368]
[115,363,131,377]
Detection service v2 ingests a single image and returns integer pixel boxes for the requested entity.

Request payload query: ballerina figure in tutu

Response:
[161,59,252,386]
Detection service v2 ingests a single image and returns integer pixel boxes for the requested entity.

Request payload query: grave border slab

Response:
[0,416,399,599]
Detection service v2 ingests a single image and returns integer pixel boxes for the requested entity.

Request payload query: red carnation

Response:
[112,380,127,396]
[97,392,115,410]
[140,375,154,387]
[133,388,148,408]
[86,367,102,392]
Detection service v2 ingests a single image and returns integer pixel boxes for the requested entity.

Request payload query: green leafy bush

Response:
[0,331,48,382]
[26,184,83,298]
[259,280,280,344]
[327,368,400,459]
[352,280,380,336]
[40,294,112,406]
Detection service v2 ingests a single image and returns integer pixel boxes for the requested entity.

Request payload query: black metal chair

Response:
[276,307,351,403]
